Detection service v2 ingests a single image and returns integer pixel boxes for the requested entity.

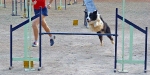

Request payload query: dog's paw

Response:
[86,25,89,28]
[111,41,114,44]
[100,43,103,46]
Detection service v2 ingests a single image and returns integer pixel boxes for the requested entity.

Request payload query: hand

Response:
[32,0,37,5]
[27,0,36,6]
[47,3,51,9]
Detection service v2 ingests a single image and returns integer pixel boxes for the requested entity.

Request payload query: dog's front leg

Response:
[99,36,103,46]
[97,31,103,46]
[86,23,89,28]
[95,21,99,27]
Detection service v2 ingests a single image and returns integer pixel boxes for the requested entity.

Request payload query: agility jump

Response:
[12,0,30,17]
[114,8,148,73]
[38,0,118,71]
[55,0,66,10]
[0,0,6,8]
[12,0,22,16]
[9,0,42,70]
[9,7,118,71]
[9,12,42,71]
[9,0,148,72]
[113,0,148,73]
[68,0,77,5]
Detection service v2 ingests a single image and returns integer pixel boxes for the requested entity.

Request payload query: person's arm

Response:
[48,0,53,5]
[32,0,37,5]
[27,0,36,6]
[47,0,53,9]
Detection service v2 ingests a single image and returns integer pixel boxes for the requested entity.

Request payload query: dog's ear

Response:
[93,10,97,14]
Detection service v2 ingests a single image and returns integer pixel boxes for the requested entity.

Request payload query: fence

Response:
[0,0,6,8]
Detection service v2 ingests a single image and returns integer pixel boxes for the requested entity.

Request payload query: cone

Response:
[24,61,34,68]
[57,6,62,10]
[73,20,78,26]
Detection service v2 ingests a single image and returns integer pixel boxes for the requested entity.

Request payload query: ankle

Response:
[34,40,38,43]
[50,35,55,39]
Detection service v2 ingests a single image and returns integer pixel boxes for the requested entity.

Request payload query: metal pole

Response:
[12,0,14,16]
[84,9,87,27]
[144,27,148,73]
[64,0,66,9]
[39,7,42,70]
[24,0,25,12]
[59,0,61,7]
[0,0,1,5]
[4,0,6,8]
[82,0,85,6]
[27,2,30,18]
[23,0,26,18]
[129,26,134,61]
[74,0,77,4]
[15,0,17,15]
[20,0,22,11]
[9,25,13,69]
[114,8,118,73]
[41,32,116,36]
[55,0,57,10]
[12,0,17,16]
[120,0,125,72]
[28,0,32,69]
[23,0,27,18]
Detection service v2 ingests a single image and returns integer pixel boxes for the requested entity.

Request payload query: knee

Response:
[32,22,37,29]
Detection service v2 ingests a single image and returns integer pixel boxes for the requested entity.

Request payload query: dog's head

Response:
[86,10,98,23]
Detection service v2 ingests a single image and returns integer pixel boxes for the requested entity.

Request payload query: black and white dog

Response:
[86,10,114,46]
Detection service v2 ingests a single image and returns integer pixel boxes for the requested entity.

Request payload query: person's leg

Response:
[32,7,55,47]
[68,0,72,5]
[32,17,40,47]
[41,7,55,46]
[41,15,52,37]
[32,8,41,47]
[41,15,55,46]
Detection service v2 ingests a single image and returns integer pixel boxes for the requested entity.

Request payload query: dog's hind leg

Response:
[97,31,103,46]
[107,35,114,44]
[106,27,114,44]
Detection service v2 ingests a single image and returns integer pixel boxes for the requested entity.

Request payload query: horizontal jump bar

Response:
[41,32,117,36]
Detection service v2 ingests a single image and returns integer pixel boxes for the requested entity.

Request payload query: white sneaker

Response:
[32,42,38,47]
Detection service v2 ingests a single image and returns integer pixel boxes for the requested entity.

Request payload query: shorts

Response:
[34,7,48,16]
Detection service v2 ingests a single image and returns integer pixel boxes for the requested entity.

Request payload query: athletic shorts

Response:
[34,7,48,16]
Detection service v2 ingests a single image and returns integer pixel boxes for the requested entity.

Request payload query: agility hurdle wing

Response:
[9,8,42,71]
[0,0,6,8]
[114,8,148,73]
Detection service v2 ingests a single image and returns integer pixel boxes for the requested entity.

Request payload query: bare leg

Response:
[32,15,53,41]
[41,15,52,37]
[40,15,55,46]
[32,14,55,46]
[32,17,40,41]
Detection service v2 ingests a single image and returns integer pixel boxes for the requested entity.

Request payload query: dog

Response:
[86,10,114,46]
